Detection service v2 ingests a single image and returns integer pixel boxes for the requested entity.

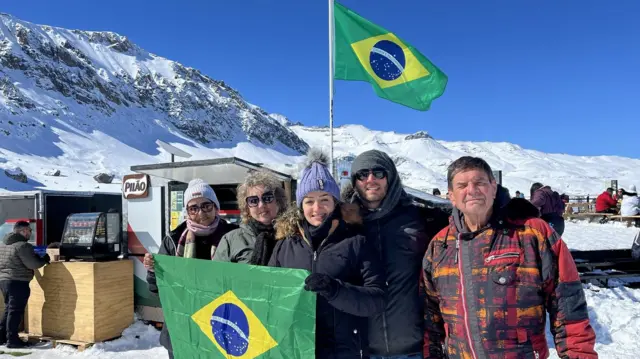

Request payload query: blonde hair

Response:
[237,170,288,224]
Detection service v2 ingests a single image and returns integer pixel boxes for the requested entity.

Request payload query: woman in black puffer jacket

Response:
[268,150,385,359]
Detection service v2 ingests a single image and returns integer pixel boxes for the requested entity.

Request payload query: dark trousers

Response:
[597,208,618,214]
[0,280,30,343]
[542,214,565,236]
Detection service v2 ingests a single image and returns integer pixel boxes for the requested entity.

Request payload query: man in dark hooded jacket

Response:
[349,150,449,359]
[0,221,49,348]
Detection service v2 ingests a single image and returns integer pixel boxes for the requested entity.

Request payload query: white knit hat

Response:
[183,178,220,209]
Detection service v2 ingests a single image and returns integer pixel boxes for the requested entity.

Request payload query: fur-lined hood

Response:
[275,202,362,240]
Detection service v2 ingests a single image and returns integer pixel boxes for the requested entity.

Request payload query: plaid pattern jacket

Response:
[422,199,597,359]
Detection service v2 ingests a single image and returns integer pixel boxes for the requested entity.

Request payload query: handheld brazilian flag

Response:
[334,2,447,110]
[154,255,316,359]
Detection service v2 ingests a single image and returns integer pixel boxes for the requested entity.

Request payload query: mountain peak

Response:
[0,12,309,158]
[405,130,432,140]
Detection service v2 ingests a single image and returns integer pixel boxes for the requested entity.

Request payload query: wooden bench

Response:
[564,202,593,214]
[565,212,614,222]
[609,215,640,227]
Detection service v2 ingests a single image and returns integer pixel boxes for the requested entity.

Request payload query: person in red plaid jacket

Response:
[422,156,597,359]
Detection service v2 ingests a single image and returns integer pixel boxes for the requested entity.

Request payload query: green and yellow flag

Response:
[154,255,316,359]
[334,2,448,110]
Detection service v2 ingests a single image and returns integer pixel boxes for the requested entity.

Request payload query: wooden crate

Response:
[26,260,133,343]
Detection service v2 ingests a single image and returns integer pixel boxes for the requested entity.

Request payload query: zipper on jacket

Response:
[377,220,391,354]
[454,235,459,264]
[456,234,479,359]
[484,251,519,264]
[354,327,362,358]
[312,250,317,272]
[309,230,332,273]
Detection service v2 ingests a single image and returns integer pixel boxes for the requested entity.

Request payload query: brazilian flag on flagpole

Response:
[154,255,316,359]
[333,1,448,110]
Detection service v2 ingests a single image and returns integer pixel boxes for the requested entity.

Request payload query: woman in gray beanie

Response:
[143,178,237,359]
[269,149,385,359]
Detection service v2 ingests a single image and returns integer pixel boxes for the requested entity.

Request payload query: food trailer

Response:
[121,157,296,322]
[0,190,122,247]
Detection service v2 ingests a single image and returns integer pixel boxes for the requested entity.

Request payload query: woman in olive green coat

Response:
[212,170,288,265]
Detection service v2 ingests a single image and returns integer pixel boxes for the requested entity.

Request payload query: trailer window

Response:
[0,222,36,245]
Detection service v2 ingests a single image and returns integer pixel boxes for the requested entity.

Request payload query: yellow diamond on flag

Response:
[350,33,431,89]
[191,290,278,359]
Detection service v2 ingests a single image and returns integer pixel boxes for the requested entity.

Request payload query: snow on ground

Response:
[0,320,168,358]
[547,284,640,359]
[563,220,640,251]
[0,221,638,358]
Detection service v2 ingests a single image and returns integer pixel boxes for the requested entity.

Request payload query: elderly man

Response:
[0,221,49,348]
[349,149,449,359]
[422,156,597,359]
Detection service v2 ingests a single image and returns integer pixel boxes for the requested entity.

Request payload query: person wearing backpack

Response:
[530,182,566,235]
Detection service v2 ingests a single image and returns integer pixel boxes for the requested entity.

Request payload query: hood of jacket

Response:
[349,150,406,222]
[275,203,362,240]
[3,232,28,245]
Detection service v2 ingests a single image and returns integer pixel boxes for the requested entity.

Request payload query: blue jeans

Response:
[371,354,422,359]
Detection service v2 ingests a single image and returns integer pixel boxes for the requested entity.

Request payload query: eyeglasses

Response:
[186,202,216,215]
[355,168,387,181]
[246,192,275,208]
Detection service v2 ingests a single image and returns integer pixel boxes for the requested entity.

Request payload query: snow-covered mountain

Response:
[1,13,639,195]
[292,125,640,196]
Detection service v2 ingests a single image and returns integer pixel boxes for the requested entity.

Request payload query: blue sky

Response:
[3,0,639,157]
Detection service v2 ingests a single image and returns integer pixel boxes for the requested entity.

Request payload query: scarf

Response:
[176,216,220,259]
[247,219,276,266]
[302,209,340,251]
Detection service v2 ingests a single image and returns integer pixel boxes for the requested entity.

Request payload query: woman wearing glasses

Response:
[269,150,385,359]
[213,170,287,265]
[143,178,238,359]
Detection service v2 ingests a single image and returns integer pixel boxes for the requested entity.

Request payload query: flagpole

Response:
[328,0,335,178]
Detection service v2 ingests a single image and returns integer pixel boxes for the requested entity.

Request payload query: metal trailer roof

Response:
[130,157,293,185]
[0,190,105,198]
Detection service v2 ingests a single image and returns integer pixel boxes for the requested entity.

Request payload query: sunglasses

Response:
[246,192,275,208]
[355,168,387,181]
[187,202,215,215]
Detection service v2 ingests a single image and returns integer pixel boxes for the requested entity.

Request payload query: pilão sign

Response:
[122,174,149,199]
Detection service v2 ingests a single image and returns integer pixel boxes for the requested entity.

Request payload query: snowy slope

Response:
[1,12,639,196]
[0,12,308,192]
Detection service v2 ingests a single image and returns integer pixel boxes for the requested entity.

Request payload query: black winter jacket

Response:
[359,196,450,356]
[268,204,385,359]
[146,219,237,353]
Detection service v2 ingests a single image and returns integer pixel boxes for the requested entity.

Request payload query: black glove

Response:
[304,273,338,299]
[42,253,51,264]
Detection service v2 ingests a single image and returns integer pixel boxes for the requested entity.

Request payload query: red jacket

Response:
[422,199,597,359]
[595,192,617,212]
